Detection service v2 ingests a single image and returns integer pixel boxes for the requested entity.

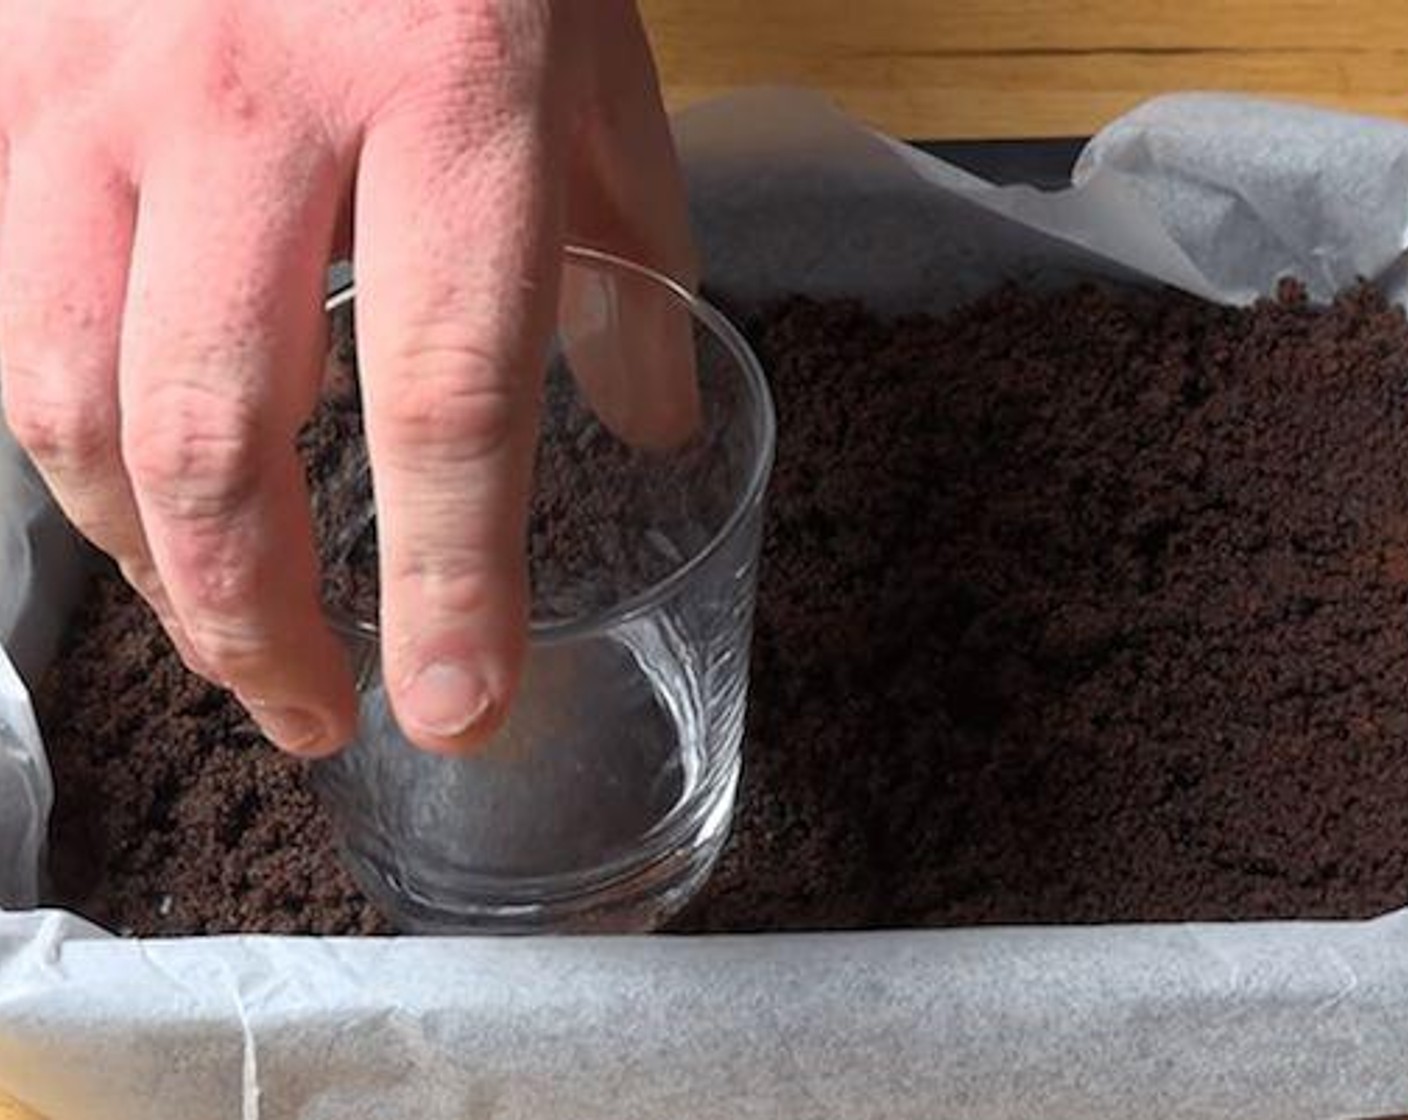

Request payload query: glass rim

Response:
[323,242,777,648]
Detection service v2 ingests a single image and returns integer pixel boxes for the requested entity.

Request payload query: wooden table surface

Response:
[641,0,1408,137]
[2,6,1403,1120]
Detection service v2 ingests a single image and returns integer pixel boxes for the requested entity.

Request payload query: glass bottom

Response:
[316,606,750,934]
[337,764,739,933]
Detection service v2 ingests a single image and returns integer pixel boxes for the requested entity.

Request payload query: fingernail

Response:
[255,707,329,754]
[402,661,491,739]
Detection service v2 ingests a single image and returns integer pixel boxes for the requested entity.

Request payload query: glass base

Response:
[338,770,739,934]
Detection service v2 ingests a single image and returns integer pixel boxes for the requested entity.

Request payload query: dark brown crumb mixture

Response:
[676,280,1408,930]
[38,568,392,936]
[37,278,1408,935]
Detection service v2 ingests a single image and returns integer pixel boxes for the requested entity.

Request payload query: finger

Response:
[120,140,356,756]
[0,137,208,673]
[0,133,8,262]
[559,0,700,449]
[355,77,560,754]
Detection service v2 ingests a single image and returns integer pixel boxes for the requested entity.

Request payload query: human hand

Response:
[0,0,696,756]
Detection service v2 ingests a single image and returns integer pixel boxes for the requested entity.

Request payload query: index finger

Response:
[120,140,356,756]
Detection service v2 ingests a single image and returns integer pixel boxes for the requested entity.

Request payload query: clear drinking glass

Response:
[313,247,775,933]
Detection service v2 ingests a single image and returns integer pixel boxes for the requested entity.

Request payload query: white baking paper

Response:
[0,418,82,911]
[5,89,1408,1120]
[0,417,86,688]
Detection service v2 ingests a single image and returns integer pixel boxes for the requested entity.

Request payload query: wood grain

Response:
[0,1094,42,1120]
[639,0,1408,136]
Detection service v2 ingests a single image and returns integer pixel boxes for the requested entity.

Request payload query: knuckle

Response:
[378,2,550,115]
[390,561,498,622]
[378,359,524,468]
[3,378,116,475]
[124,383,263,520]
[183,612,268,679]
[433,2,548,73]
[168,537,288,673]
[184,543,264,619]
[470,2,550,87]
[173,554,273,668]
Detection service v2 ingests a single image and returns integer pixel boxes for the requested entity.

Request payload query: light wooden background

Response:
[1,5,1403,1119]
[641,0,1408,137]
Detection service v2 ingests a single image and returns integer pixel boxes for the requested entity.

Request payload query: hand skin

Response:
[0,0,697,757]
